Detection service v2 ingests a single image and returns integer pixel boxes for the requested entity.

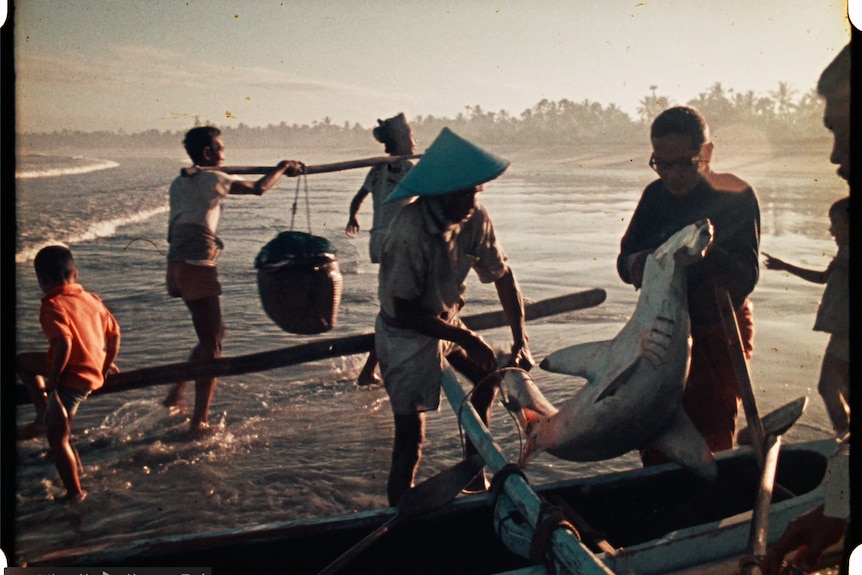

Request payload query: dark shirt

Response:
[617,175,760,325]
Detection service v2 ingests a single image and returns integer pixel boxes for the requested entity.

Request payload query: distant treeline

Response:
[19,81,829,151]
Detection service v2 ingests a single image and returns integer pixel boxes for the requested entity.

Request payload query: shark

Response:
[501,219,718,480]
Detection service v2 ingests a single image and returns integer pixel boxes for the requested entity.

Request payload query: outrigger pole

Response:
[15,289,606,406]
[440,368,615,575]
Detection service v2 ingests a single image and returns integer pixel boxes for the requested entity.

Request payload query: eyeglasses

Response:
[649,155,704,173]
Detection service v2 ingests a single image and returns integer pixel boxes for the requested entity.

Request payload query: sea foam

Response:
[15,157,121,179]
[15,205,169,264]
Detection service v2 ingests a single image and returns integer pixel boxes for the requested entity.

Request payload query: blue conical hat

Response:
[385,127,510,203]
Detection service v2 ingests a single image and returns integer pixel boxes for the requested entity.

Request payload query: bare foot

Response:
[162,383,187,409]
[166,402,189,417]
[188,422,218,440]
[63,490,88,504]
[163,393,188,416]
[357,371,382,386]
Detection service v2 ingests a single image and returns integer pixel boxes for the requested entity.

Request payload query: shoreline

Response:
[20,134,833,166]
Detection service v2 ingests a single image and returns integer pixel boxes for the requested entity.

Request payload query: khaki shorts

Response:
[375,313,459,415]
[167,260,222,302]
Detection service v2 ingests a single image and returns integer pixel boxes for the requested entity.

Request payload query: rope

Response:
[530,500,581,575]
[303,174,312,232]
[490,463,528,498]
[490,463,531,551]
[453,363,537,464]
[455,366,525,458]
[289,174,314,233]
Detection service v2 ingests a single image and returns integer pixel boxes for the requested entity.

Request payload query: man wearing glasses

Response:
[617,105,761,465]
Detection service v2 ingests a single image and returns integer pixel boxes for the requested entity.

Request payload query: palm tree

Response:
[731,90,757,119]
[637,85,668,124]
[769,81,798,121]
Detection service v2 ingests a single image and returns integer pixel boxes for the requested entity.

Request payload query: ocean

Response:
[12,142,846,565]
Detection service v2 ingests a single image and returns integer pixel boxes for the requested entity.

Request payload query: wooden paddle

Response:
[715,287,766,466]
[715,286,782,575]
[181,154,422,177]
[736,397,808,446]
[316,454,485,575]
[741,434,782,575]
[14,288,606,405]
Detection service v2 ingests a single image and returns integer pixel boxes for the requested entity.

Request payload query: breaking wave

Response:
[15,155,120,179]
[15,205,169,264]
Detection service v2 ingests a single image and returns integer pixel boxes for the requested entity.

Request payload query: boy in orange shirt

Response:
[17,245,121,501]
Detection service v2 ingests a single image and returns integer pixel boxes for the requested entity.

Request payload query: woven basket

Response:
[255,232,343,335]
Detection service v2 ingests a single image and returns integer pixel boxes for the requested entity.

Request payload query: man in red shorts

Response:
[164,126,302,436]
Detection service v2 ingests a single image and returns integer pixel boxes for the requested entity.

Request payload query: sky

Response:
[11,0,853,135]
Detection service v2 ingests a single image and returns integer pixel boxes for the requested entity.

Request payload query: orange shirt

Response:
[40,284,120,392]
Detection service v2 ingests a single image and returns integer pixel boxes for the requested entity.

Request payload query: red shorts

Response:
[166,260,222,302]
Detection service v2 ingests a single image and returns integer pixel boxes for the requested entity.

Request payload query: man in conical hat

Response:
[375,127,534,505]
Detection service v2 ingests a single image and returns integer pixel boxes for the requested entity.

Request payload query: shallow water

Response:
[12,144,846,564]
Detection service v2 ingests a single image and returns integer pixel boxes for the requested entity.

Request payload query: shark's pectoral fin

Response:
[644,408,717,481]
[595,356,643,402]
[540,340,611,380]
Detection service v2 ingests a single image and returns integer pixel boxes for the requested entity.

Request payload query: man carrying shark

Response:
[617,106,761,464]
[375,127,534,506]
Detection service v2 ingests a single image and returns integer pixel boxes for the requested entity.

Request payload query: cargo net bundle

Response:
[254,176,343,335]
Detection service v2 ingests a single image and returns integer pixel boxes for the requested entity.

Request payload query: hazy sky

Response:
[13,0,852,135]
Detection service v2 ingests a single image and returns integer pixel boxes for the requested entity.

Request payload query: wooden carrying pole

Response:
[194,154,422,176]
[15,288,606,405]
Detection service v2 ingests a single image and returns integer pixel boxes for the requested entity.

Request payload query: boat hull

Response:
[29,439,833,575]
[496,439,832,575]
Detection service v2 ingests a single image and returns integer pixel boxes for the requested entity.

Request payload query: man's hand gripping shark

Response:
[500,219,719,481]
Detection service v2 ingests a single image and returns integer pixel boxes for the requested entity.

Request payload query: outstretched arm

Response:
[346,187,371,236]
[230,160,304,196]
[494,267,534,370]
[763,252,829,284]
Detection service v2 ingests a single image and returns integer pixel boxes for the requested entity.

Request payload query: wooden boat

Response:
[17,289,842,573]
[28,437,835,574]
[493,439,835,575]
